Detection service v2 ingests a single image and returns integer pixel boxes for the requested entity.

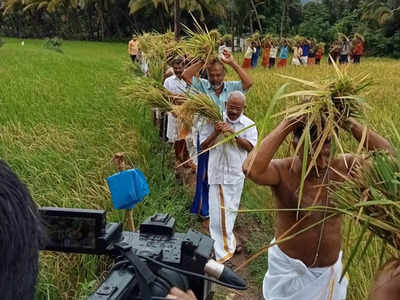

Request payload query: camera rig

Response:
[39,208,247,300]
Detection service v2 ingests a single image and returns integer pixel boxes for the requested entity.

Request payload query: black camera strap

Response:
[116,243,156,300]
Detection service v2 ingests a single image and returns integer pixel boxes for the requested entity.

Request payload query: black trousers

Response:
[269,57,276,68]
[339,55,349,64]
[353,55,361,64]
[130,55,137,62]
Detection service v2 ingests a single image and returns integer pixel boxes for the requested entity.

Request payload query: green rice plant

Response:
[0,37,4,48]
[330,150,400,250]
[43,37,63,53]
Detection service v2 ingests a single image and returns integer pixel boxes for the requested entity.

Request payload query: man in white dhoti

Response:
[243,117,392,300]
[199,91,257,264]
[163,57,195,169]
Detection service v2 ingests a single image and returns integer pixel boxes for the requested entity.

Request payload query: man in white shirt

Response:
[163,57,193,169]
[199,91,258,264]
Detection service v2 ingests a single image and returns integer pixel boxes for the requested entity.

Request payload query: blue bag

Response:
[106,169,149,210]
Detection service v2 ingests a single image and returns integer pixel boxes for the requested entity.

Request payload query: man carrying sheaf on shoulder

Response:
[182,49,253,222]
[243,117,392,300]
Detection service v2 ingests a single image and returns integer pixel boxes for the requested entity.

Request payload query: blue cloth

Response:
[279,46,289,59]
[190,133,209,217]
[302,44,310,57]
[107,169,149,210]
[251,46,260,67]
[191,77,245,112]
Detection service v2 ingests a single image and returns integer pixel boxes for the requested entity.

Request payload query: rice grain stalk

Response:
[176,14,219,67]
[175,91,223,128]
[120,77,181,113]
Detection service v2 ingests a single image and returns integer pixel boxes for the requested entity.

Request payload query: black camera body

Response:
[39,208,215,300]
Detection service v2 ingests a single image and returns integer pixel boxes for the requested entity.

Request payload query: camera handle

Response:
[115,241,156,300]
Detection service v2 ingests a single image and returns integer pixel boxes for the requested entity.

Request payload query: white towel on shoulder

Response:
[263,239,348,300]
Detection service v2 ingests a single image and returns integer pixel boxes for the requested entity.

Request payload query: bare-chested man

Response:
[243,117,392,300]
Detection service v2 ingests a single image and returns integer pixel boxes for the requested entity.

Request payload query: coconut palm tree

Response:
[128,0,226,39]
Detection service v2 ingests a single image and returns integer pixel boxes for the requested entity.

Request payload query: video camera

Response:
[39,208,247,300]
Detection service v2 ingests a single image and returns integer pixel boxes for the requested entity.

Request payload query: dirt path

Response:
[213,222,264,300]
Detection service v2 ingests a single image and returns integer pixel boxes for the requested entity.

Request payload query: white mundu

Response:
[263,239,348,300]
[163,75,187,143]
[199,114,258,263]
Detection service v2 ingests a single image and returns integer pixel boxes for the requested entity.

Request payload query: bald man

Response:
[198,91,258,264]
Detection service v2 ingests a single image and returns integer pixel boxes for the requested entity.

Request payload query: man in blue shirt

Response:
[278,40,289,68]
[301,39,310,65]
[182,49,253,111]
[182,50,253,224]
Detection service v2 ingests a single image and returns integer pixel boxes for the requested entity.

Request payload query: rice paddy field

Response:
[1,38,400,299]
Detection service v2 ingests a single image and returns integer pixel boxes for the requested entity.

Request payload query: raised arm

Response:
[346,119,393,153]
[182,61,203,85]
[220,50,253,90]
[243,119,295,186]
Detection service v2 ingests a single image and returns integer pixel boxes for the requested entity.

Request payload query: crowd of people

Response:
[240,35,365,69]
[128,34,400,300]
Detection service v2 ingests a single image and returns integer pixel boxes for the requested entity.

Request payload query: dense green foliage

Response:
[0,0,399,56]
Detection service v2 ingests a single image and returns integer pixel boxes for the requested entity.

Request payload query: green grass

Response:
[1,38,400,299]
[1,38,194,299]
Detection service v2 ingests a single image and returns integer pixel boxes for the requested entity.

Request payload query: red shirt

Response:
[354,42,364,55]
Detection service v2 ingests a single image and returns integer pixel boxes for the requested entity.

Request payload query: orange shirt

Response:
[128,40,139,55]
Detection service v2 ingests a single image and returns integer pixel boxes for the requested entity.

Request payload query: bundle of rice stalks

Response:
[293,35,306,44]
[317,42,326,52]
[330,150,400,250]
[222,34,233,43]
[276,60,372,209]
[120,77,182,113]
[176,17,219,66]
[251,32,261,43]
[175,92,223,128]
[354,32,365,42]
[138,31,181,82]
[338,32,350,41]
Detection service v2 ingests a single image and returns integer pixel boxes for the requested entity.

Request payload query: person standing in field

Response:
[261,38,271,68]
[300,39,310,65]
[277,40,289,68]
[339,36,351,64]
[329,40,340,64]
[242,42,256,69]
[352,38,364,64]
[292,42,303,66]
[199,92,257,264]
[269,41,278,68]
[163,57,194,175]
[182,50,253,223]
[243,117,392,300]
[315,44,324,65]
[128,34,139,63]
[307,39,317,65]
[251,40,261,68]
